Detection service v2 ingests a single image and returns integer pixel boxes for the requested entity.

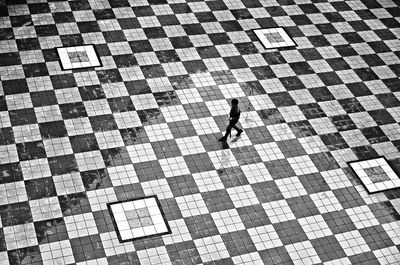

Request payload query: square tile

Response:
[348,157,400,193]
[56,45,102,70]
[254,28,296,50]
[107,195,171,242]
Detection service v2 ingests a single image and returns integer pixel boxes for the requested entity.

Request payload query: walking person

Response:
[219,98,243,142]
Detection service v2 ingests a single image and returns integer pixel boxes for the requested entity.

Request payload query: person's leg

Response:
[219,125,232,141]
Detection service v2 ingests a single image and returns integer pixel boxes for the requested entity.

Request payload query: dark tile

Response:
[280,76,306,90]
[39,121,67,139]
[330,114,357,131]
[169,75,196,90]
[206,0,228,11]
[335,44,358,57]
[326,57,351,71]
[48,154,78,175]
[251,180,284,203]
[286,195,320,219]
[166,241,201,265]
[0,52,20,66]
[23,62,49,77]
[157,14,180,26]
[369,201,400,224]
[35,24,58,37]
[231,9,252,20]
[9,108,37,126]
[0,96,7,111]
[257,109,285,126]
[93,210,114,234]
[259,246,294,265]
[264,159,296,179]
[362,54,386,67]
[117,17,141,29]
[183,152,214,174]
[289,62,314,75]
[154,91,180,107]
[309,152,340,171]
[310,236,347,262]
[167,174,200,197]
[59,102,88,119]
[237,204,271,228]
[318,72,343,86]
[251,66,276,80]
[351,145,379,160]
[182,60,207,74]
[34,217,68,244]
[320,132,350,151]
[132,6,155,16]
[27,2,50,13]
[58,192,91,216]
[155,50,180,63]
[368,109,396,125]
[78,85,106,101]
[103,30,126,42]
[80,168,112,191]
[348,252,380,265]
[125,80,151,95]
[332,186,367,209]
[16,38,41,51]
[133,160,164,182]
[143,27,167,39]
[359,226,395,251]
[299,103,326,119]
[140,64,166,78]
[50,74,77,89]
[0,229,5,252]
[292,14,313,26]
[220,20,243,32]
[231,145,262,166]
[89,115,118,132]
[8,246,42,265]
[168,120,197,138]
[354,68,379,81]
[108,96,135,113]
[309,86,335,101]
[2,79,29,95]
[70,234,105,263]
[0,127,14,145]
[184,213,219,239]
[262,52,287,65]
[288,120,317,137]
[101,147,132,167]
[322,210,357,234]
[360,126,389,144]
[77,21,101,33]
[120,127,149,145]
[268,92,296,107]
[96,69,123,83]
[316,23,338,34]
[298,172,330,194]
[61,34,84,46]
[308,35,330,47]
[93,9,116,20]
[221,230,257,257]
[107,252,140,265]
[276,139,307,158]
[202,189,235,213]
[151,139,181,159]
[218,166,249,188]
[30,90,58,107]
[239,81,266,96]
[0,201,32,226]
[182,23,206,35]
[0,163,23,185]
[114,183,145,202]
[376,93,400,108]
[108,0,130,7]
[338,98,365,113]
[24,177,57,204]
[52,11,75,23]
[211,70,236,85]
[273,220,308,245]
[16,141,46,161]
[69,0,91,11]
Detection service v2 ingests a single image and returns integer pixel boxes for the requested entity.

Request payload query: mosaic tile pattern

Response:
[57,45,101,70]
[108,195,171,242]
[0,0,400,264]
[349,157,400,193]
[254,28,296,50]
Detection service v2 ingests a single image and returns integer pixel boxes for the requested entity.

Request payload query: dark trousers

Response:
[224,119,241,138]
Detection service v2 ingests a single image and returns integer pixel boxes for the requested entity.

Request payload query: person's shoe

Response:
[219,137,227,142]
[236,129,243,137]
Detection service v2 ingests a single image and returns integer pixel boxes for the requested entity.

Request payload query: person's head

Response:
[231,98,239,106]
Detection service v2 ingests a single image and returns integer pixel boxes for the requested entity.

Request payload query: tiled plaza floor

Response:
[0,0,400,264]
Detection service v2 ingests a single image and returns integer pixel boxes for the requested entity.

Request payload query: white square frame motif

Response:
[107,195,171,242]
[348,157,400,194]
[254,28,296,50]
[56,45,102,70]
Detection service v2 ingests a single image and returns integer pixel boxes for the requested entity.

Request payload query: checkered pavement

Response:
[0,0,400,264]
